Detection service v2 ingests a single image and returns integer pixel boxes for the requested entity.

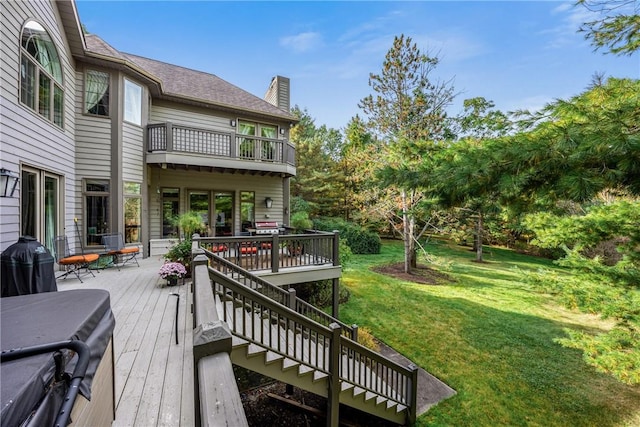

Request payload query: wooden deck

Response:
[56,255,195,426]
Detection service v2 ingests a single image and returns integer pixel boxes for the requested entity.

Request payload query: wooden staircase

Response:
[206,251,418,425]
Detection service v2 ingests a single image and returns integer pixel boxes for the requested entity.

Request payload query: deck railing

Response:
[147,122,296,166]
[201,246,356,340]
[204,256,418,424]
[195,231,339,273]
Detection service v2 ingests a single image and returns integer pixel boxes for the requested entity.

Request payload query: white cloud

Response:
[542,3,596,48]
[280,32,323,53]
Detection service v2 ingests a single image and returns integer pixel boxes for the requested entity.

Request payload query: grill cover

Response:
[1,236,57,297]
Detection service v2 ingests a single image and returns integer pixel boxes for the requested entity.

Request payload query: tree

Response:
[509,77,640,202]
[576,0,640,55]
[359,35,456,273]
[523,200,640,384]
[289,106,346,218]
[432,98,514,262]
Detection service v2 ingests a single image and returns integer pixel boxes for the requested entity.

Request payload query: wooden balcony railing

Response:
[147,122,296,166]
[194,231,339,273]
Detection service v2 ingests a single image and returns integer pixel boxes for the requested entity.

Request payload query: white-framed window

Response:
[20,20,64,127]
[124,182,141,243]
[237,121,278,160]
[21,167,62,251]
[85,70,110,116]
[124,78,142,125]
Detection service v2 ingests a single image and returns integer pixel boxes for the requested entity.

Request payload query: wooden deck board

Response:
[56,256,194,426]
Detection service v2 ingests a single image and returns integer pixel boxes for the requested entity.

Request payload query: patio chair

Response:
[102,233,140,270]
[53,235,99,283]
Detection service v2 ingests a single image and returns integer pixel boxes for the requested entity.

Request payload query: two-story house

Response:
[0,0,297,257]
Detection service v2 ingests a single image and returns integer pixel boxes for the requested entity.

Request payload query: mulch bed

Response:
[373,262,452,285]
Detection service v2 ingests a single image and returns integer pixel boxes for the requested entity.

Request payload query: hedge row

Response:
[313,217,381,254]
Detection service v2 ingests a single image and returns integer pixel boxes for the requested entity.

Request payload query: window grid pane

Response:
[20,56,36,109]
[38,72,51,119]
[53,85,63,127]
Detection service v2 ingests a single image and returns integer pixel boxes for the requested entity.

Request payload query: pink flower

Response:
[159,261,187,279]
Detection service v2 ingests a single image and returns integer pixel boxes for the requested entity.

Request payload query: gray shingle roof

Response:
[84,34,295,121]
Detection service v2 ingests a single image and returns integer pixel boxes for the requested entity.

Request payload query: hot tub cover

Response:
[1,289,115,427]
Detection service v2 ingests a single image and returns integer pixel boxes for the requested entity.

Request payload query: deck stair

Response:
[205,249,418,425]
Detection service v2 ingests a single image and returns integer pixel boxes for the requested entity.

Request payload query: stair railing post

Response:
[351,324,358,342]
[288,287,297,333]
[408,363,419,426]
[328,323,342,427]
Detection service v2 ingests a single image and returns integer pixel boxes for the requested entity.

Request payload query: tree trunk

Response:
[402,189,412,274]
[476,211,484,262]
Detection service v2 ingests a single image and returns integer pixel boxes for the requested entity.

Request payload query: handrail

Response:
[191,253,248,427]
[195,232,339,273]
[202,247,355,339]
[207,258,417,415]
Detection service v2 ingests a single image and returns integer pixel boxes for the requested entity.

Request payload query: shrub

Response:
[313,217,381,254]
[164,239,193,275]
[357,327,380,352]
[172,211,205,238]
[290,211,313,232]
[291,280,350,309]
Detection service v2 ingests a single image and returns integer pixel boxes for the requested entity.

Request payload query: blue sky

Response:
[76,1,639,131]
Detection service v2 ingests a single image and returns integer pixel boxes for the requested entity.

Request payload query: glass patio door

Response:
[189,191,210,236]
[214,192,233,236]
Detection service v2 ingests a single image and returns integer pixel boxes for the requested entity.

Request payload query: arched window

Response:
[20,20,64,127]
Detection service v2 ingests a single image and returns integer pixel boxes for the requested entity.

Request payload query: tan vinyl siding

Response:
[150,101,232,132]
[122,122,144,182]
[148,169,283,239]
[0,0,77,250]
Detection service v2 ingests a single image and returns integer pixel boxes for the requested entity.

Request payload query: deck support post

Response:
[328,323,342,427]
[271,233,280,273]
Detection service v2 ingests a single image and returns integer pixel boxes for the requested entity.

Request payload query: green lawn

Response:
[339,239,640,427]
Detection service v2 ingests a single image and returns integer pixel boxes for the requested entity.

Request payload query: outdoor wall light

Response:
[0,168,19,198]
[230,119,237,127]
[279,127,285,135]
[265,197,273,209]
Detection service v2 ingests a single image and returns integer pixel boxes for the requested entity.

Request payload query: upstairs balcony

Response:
[147,122,296,176]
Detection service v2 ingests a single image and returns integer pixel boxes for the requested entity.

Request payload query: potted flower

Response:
[159,261,187,286]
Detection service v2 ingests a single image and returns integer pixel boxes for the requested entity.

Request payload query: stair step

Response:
[375,395,387,406]
[386,399,398,411]
[231,336,249,348]
[352,386,365,398]
[341,382,354,393]
[264,351,284,365]
[364,391,377,402]
[312,370,328,382]
[298,364,314,376]
[396,404,407,413]
[282,358,300,371]
[247,343,267,357]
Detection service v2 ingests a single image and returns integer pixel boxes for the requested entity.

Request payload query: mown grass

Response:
[339,239,640,427]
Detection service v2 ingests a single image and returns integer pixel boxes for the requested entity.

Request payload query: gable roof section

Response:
[84,34,296,123]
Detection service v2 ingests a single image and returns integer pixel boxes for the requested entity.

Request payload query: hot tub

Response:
[1,289,115,426]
